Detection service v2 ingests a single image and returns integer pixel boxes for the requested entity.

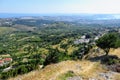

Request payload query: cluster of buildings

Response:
[74,28,110,45]
[0,58,12,66]
[74,35,90,44]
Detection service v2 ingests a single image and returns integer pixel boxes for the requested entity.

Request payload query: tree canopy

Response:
[96,33,120,56]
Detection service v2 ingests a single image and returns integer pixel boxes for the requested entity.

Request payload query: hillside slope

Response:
[9,48,120,80]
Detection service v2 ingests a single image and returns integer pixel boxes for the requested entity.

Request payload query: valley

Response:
[0,16,120,80]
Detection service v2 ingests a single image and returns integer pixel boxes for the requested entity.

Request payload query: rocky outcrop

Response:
[107,64,120,73]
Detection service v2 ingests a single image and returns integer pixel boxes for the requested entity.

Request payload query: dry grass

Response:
[9,48,120,80]
[52,44,78,54]
[67,45,78,55]
[109,48,120,58]
[9,60,120,80]
[114,74,120,80]
[9,60,103,80]
[38,48,49,55]
[0,54,11,58]
[52,44,65,52]
[61,38,68,44]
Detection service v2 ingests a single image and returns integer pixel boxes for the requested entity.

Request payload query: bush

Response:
[0,63,39,79]
[44,48,70,65]
[101,56,120,65]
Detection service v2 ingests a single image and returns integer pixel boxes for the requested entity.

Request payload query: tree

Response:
[44,48,61,65]
[115,39,120,47]
[44,48,68,65]
[96,33,119,56]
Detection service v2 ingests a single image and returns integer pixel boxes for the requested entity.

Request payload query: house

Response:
[94,34,101,40]
[3,58,12,63]
[81,35,86,39]
[0,58,12,66]
[0,60,4,66]
[119,29,120,33]
[74,39,90,44]
[3,66,12,72]
[94,36,99,40]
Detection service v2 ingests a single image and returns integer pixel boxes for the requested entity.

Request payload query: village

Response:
[0,57,12,72]
[0,57,12,66]
[74,27,119,44]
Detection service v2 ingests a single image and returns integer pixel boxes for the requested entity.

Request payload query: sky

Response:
[0,0,120,14]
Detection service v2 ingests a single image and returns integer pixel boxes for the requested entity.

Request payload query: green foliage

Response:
[71,44,92,60]
[96,33,119,56]
[44,48,70,65]
[57,71,75,80]
[115,39,120,47]
[0,63,39,79]
[0,20,119,79]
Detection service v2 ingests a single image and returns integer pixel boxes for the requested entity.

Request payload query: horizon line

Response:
[0,13,120,15]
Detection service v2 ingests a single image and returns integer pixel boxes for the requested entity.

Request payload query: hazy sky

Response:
[0,0,120,14]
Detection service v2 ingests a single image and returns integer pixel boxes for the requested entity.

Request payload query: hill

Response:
[9,48,120,80]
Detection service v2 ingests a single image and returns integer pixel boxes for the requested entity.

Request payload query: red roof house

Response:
[0,60,4,66]
[3,58,12,62]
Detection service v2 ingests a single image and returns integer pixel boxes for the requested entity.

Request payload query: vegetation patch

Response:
[57,71,75,80]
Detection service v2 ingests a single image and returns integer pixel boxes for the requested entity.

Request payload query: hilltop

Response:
[9,48,120,80]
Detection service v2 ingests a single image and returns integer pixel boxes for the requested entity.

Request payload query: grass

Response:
[8,60,99,80]
[57,71,75,80]
[109,48,120,58]
[52,44,78,55]
[0,54,11,58]
[0,27,16,35]
[38,48,49,55]
[9,48,120,80]
[80,62,104,78]
[67,45,78,55]
[9,59,120,80]
[61,38,68,44]
[52,44,65,52]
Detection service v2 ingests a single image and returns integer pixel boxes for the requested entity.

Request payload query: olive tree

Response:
[96,33,119,56]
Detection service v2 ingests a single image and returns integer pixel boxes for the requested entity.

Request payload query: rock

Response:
[67,76,82,80]
[116,64,120,72]
[39,65,43,69]
[16,78,21,80]
[89,78,98,80]
[99,71,115,80]
[107,63,120,73]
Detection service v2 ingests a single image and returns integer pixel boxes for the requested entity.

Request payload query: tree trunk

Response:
[105,52,108,56]
[105,48,110,56]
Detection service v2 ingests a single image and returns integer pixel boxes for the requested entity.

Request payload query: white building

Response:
[74,39,90,44]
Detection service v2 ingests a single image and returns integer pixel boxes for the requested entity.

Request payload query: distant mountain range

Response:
[0,13,120,20]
